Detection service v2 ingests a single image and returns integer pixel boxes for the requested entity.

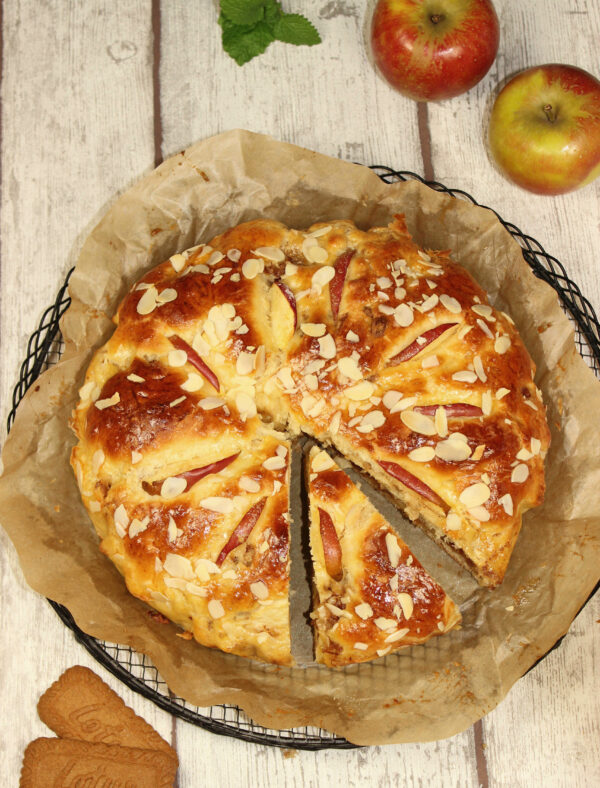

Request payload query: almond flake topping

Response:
[345,380,375,401]
[181,373,204,392]
[397,593,414,620]
[394,286,407,300]
[227,248,242,262]
[200,497,234,514]
[301,322,326,337]
[440,294,461,314]
[127,373,145,383]
[311,264,335,288]
[318,334,337,359]
[95,392,120,410]
[304,373,318,390]
[137,286,158,315]
[156,288,177,304]
[161,477,187,498]
[164,553,194,580]
[482,390,493,415]
[306,245,329,265]
[477,319,495,339]
[471,444,486,461]
[377,276,393,289]
[131,450,143,464]
[355,602,374,620]
[400,410,436,436]
[435,439,472,462]
[474,355,487,382]
[452,370,478,384]
[239,476,260,493]
[263,455,286,471]
[421,354,439,369]
[169,396,186,408]
[459,482,491,508]
[307,225,332,238]
[419,294,439,313]
[382,390,402,410]
[254,246,285,262]
[168,349,187,367]
[250,580,269,600]
[469,506,490,522]
[337,356,362,381]
[354,642,368,651]
[389,396,418,413]
[129,517,150,539]
[170,253,187,272]
[346,330,359,343]
[495,335,511,354]
[311,450,336,473]
[114,505,129,530]
[531,437,542,455]
[277,367,295,390]
[524,400,538,411]
[435,406,448,437]
[496,388,511,400]
[208,599,225,620]
[472,304,494,320]
[408,446,435,462]
[330,411,342,434]
[385,532,402,568]
[385,628,410,643]
[241,258,264,280]
[198,397,225,410]
[446,512,461,531]
[511,463,529,484]
[236,352,255,376]
[357,410,385,433]
[516,448,533,461]
[499,493,514,515]
[394,303,414,327]
[167,516,179,542]
[375,617,397,632]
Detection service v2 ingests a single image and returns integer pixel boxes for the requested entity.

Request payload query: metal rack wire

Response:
[7,167,600,749]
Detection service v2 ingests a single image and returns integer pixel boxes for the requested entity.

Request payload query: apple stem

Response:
[543,103,557,123]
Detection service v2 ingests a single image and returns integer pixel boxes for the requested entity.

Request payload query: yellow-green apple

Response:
[488,64,600,195]
[370,0,499,101]
[270,280,297,348]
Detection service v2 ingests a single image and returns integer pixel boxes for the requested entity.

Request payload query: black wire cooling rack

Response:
[6,167,600,750]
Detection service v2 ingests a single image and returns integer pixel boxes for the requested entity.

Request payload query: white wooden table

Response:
[1,2,598,785]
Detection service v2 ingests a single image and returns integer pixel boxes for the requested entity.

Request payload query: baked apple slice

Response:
[270,281,297,348]
[142,452,239,496]
[306,446,461,667]
[169,335,220,392]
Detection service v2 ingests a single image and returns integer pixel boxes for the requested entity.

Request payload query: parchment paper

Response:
[1,130,599,745]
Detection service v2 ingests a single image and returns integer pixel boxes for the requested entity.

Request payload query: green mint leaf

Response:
[274,13,321,46]
[221,20,275,66]
[220,0,266,27]
[262,0,283,28]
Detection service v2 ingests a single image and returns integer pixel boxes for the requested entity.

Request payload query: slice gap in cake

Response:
[306,446,461,667]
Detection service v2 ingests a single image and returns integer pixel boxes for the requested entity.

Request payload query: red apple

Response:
[318,508,343,581]
[414,403,482,417]
[378,460,447,510]
[330,249,355,319]
[216,497,267,565]
[370,0,499,102]
[488,64,600,195]
[142,452,239,495]
[389,322,456,364]
[169,335,220,392]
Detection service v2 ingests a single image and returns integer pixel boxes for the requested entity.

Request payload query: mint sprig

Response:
[219,1,321,66]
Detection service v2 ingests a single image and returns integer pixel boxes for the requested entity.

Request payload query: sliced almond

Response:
[419,294,439,313]
[511,463,529,483]
[435,439,472,462]
[235,391,257,419]
[382,390,402,410]
[250,580,269,600]
[397,593,414,620]
[164,553,194,580]
[136,286,158,315]
[408,446,435,462]
[92,449,105,474]
[394,303,414,327]
[301,322,327,337]
[198,397,225,410]
[263,455,286,471]
[495,335,511,354]
[472,304,494,320]
[337,356,362,381]
[385,532,402,568]
[355,602,374,620]
[400,410,436,436]
[236,352,255,376]
[531,437,542,456]
[95,392,120,410]
[127,373,145,383]
[446,511,462,531]
[131,450,143,464]
[496,387,511,400]
[241,258,263,280]
[440,294,461,314]
[157,288,177,304]
[459,482,491,508]
[160,476,187,498]
[469,505,490,522]
[346,330,359,343]
[239,476,260,493]
[452,370,478,384]
[306,246,329,265]
[170,253,186,272]
[345,380,375,401]
[421,354,439,369]
[181,373,204,392]
[385,627,410,643]
[208,599,225,619]
[473,355,487,383]
[482,390,493,415]
[435,406,448,437]
[168,349,187,367]
[254,246,285,262]
[318,334,337,359]
[200,497,234,514]
[311,450,336,473]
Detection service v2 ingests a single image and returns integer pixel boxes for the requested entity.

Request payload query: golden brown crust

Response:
[71,216,550,666]
[307,447,461,667]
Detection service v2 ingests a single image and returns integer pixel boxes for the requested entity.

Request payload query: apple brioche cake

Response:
[307,447,461,666]
[71,215,550,665]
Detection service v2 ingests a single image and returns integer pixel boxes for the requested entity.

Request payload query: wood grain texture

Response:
[0,1,599,786]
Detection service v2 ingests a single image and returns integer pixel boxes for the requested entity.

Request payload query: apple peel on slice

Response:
[318,507,344,581]
[388,323,457,365]
[169,335,220,392]
[330,250,355,319]
[142,452,240,495]
[378,460,447,511]
[414,403,483,418]
[216,496,267,565]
